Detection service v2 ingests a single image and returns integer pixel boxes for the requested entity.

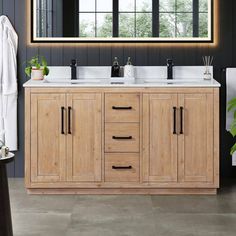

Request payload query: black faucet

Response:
[167,59,174,80]
[70,59,77,80]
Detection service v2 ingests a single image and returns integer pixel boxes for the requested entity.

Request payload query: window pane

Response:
[97,13,113,37]
[176,0,192,12]
[119,13,135,37]
[199,0,208,12]
[136,13,152,37]
[136,0,152,12]
[176,13,193,37]
[199,13,208,37]
[79,13,95,37]
[159,0,175,12]
[159,13,175,37]
[119,0,135,12]
[79,0,95,12]
[97,0,113,12]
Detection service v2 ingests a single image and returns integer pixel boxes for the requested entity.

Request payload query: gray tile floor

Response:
[9,179,236,236]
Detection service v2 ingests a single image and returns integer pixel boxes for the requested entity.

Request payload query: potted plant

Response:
[25,55,49,80]
[227,98,236,155]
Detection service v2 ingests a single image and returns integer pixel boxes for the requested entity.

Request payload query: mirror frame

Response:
[31,0,214,43]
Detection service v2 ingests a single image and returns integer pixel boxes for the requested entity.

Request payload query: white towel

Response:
[226,68,236,131]
[0,16,18,151]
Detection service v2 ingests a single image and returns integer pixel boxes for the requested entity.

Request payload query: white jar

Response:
[124,65,134,78]
[31,68,44,80]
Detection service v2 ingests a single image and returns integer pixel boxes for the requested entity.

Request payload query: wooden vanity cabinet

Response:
[25,90,102,187]
[143,90,219,188]
[25,87,219,194]
[30,93,67,183]
[66,93,102,182]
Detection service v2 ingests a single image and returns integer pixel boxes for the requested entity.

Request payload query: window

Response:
[36,0,53,37]
[78,0,210,38]
[33,0,212,41]
[79,0,113,37]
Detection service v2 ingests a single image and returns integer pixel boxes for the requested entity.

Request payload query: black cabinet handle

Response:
[173,107,177,134]
[112,136,133,140]
[61,107,65,134]
[112,166,132,170]
[180,107,184,134]
[68,106,72,134]
[112,106,132,110]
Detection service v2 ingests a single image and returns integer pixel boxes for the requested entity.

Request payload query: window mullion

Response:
[113,0,118,37]
[152,0,159,37]
[193,0,199,37]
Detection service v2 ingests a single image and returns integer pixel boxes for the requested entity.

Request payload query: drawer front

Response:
[105,123,140,153]
[105,153,140,182]
[105,93,140,122]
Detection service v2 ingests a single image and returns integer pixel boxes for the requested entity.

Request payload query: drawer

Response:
[105,93,140,122]
[105,123,140,153]
[105,153,140,182]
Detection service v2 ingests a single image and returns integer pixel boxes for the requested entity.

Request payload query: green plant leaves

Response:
[25,67,32,77]
[43,67,49,76]
[227,98,236,112]
[25,55,49,77]
[227,97,236,156]
[231,143,236,156]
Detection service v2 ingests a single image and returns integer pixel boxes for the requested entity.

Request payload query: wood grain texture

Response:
[105,123,140,153]
[105,93,140,122]
[105,153,140,182]
[143,94,178,183]
[178,93,214,183]
[30,93,66,183]
[67,93,102,182]
[27,188,217,195]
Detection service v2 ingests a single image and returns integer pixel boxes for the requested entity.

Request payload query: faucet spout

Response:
[71,59,77,80]
[167,59,174,80]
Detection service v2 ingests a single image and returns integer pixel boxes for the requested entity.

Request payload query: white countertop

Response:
[23,78,221,88]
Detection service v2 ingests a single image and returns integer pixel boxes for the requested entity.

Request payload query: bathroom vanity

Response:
[24,67,220,195]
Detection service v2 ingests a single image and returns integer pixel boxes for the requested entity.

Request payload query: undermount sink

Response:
[144,79,203,84]
[44,78,101,84]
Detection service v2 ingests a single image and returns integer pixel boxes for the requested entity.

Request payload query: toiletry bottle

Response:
[111,57,120,77]
[124,57,134,78]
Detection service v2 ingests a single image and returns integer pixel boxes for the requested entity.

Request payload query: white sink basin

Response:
[144,79,203,84]
[44,78,101,84]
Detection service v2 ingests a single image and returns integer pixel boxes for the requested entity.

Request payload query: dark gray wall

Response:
[0,0,235,178]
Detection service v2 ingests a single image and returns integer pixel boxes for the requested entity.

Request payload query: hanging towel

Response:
[0,15,18,151]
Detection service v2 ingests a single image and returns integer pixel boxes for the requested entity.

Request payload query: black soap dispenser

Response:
[111,57,120,77]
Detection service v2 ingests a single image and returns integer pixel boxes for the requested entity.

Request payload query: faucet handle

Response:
[71,59,77,66]
[167,59,173,65]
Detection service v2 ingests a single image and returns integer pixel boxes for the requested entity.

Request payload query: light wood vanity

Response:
[25,86,219,195]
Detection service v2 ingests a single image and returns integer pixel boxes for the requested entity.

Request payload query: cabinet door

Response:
[31,94,66,183]
[178,94,214,183]
[143,94,178,182]
[67,93,102,182]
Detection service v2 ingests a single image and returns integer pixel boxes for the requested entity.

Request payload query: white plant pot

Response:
[31,68,44,80]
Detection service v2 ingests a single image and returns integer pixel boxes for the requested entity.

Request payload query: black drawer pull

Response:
[68,106,72,134]
[173,107,177,135]
[180,106,184,134]
[112,106,132,110]
[112,136,133,140]
[61,107,65,134]
[112,166,132,170]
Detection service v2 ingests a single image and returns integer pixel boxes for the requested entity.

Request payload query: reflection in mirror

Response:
[33,0,212,42]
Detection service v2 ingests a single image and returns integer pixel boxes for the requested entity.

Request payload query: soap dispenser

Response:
[124,57,134,78]
[111,57,120,77]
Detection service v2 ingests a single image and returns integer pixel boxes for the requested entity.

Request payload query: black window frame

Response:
[31,0,214,43]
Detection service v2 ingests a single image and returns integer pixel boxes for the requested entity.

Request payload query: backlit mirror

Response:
[32,0,213,42]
